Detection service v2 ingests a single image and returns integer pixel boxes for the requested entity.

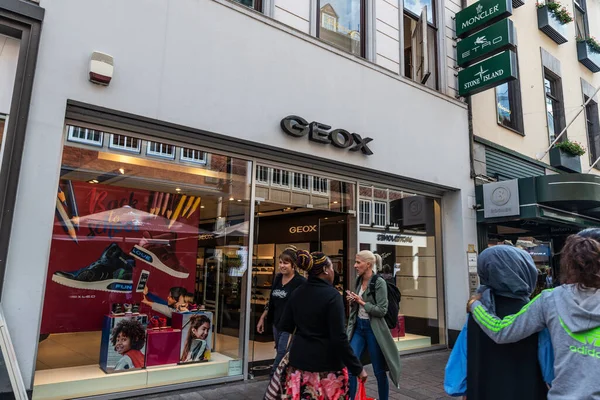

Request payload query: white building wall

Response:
[5,0,473,387]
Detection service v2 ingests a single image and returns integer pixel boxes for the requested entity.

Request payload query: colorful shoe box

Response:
[172,311,213,364]
[391,315,406,338]
[146,329,182,367]
[100,314,148,373]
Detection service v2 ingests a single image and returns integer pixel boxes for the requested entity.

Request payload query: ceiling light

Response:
[237,199,242,202]
[119,168,125,174]
[200,205,205,209]
[175,188,181,192]
[229,197,234,201]
[333,201,339,204]
[90,179,99,184]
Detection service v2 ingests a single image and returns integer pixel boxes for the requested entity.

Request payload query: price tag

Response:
[228,359,243,376]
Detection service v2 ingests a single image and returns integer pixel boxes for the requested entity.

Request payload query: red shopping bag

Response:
[355,381,375,400]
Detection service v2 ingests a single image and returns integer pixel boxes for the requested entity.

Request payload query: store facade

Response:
[3,0,476,398]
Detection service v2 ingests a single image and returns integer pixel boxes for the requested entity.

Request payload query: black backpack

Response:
[368,275,401,329]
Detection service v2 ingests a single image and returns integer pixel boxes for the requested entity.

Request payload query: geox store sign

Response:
[455,0,513,39]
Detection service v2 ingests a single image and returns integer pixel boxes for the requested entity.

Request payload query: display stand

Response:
[0,307,28,399]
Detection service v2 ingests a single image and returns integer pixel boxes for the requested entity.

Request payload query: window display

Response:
[358,185,445,351]
[34,124,251,398]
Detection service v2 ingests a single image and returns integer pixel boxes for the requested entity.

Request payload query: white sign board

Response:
[483,179,520,219]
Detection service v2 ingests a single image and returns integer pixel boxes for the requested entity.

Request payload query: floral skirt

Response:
[281,366,350,400]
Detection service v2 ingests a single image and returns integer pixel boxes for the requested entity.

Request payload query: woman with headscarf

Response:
[444,245,552,399]
[274,250,367,399]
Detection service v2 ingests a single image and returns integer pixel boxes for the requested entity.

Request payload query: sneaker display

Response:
[123,303,133,315]
[149,316,160,330]
[111,303,124,315]
[132,303,140,314]
[159,317,168,329]
[52,243,134,292]
[130,232,190,279]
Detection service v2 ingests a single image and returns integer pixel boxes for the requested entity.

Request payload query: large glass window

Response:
[403,10,437,90]
[496,80,524,134]
[318,0,364,57]
[585,96,600,168]
[544,72,565,144]
[359,185,445,350]
[34,124,251,398]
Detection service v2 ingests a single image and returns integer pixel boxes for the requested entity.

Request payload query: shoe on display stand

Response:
[123,303,133,315]
[148,316,160,330]
[132,303,140,314]
[130,231,190,279]
[111,303,124,316]
[52,243,135,292]
[159,317,168,329]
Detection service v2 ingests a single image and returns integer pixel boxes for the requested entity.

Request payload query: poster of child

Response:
[99,314,148,373]
[180,313,213,363]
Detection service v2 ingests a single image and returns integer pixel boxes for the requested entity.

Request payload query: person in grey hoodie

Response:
[468,228,600,400]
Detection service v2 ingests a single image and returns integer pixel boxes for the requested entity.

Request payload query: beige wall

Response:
[470,0,600,173]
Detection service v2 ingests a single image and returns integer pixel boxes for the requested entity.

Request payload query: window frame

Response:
[573,0,589,39]
[359,199,372,226]
[108,134,141,154]
[271,168,291,188]
[316,0,367,58]
[66,125,104,147]
[180,147,208,165]
[585,96,600,168]
[256,165,270,185]
[373,200,387,227]
[146,141,176,160]
[403,11,439,90]
[232,0,263,12]
[292,172,311,192]
[495,79,525,135]
[543,70,566,144]
[312,176,329,195]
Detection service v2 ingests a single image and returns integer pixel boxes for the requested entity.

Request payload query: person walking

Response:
[444,245,551,399]
[276,250,367,399]
[468,228,600,400]
[346,250,401,400]
[256,246,306,376]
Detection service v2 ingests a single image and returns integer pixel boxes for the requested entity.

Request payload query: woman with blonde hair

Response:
[346,250,401,400]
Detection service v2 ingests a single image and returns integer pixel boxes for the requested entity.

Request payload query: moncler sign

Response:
[455,0,512,38]
[281,115,374,155]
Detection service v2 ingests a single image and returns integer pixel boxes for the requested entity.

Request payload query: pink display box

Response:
[391,315,405,338]
[145,329,182,367]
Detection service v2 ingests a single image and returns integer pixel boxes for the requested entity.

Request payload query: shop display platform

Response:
[394,333,432,351]
[33,352,234,400]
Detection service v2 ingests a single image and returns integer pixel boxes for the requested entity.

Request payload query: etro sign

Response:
[455,0,513,38]
[281,115,374,155]
[456,19,517,67]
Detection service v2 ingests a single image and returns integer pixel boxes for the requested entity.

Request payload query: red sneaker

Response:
[149,316,160,330]
[159,317,168,329]
[130,231,189,279]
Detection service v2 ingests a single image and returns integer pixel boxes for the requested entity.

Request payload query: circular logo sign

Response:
[408,199,423,216]
[491,186,511,206]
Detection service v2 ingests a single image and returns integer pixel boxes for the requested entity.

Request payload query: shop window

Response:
[585,96,600,167]
[496,79,524,134]
[544,71,565,144]
[373,201,387,227]
[36,126,251,397]
[147,141,176,159]
[109,134,141,153]
[403,8,437,90]
[312,176,329,194]
[180,147,207,165]
[271,168,290,188]
[67,125,103,147]
[292,172,310,191]
[359,199,371,226]
[318,0,365,57]
[256,165,270,185]
[574,0,588,39]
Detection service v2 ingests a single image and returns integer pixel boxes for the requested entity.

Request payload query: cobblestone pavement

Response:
[134,350,451,400]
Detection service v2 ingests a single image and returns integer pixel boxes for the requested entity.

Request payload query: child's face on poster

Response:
[115,332,132,354]
[192,322,210,340]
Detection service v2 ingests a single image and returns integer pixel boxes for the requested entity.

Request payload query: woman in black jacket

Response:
[277,250,367,399]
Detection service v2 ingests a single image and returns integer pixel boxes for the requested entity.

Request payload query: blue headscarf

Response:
[476,245,538,313]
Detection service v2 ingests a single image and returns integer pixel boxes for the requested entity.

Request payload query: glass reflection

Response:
[319,0,362,56]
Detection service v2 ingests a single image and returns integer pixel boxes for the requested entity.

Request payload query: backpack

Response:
[369,275,401,329]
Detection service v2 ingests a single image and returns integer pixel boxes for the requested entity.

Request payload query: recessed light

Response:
[200,205,205,209]
[333,201,339,204]
[175,188,181,192]
[119,168,125,174]
[237,199,242,202]
[90,179,99,184]
[229,197,234,201]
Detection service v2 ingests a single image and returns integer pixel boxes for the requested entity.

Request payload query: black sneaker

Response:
[111,303,124,315]
[52,243,134,293]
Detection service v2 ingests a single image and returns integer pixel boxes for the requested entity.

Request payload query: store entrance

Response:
[248,200,350,375]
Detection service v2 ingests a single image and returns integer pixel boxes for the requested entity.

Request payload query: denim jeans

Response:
[271,326,291,377]
[348,318,389,400]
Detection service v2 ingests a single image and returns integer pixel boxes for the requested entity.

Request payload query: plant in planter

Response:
[550,140,585,172]
[577,36,600,53]
[537,1,572,44]
[536,1,573,24]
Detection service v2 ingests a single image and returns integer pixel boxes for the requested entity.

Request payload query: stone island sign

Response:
[458,50,518,96]
[457,19,517,67]
[455,0,513,38]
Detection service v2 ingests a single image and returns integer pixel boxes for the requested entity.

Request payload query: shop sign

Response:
[455,0,513,38]
[483,179,519,218]
[376,234,413,243]
[457,19,517,67]
[281,115,374,156]
[289,224,317,234]
[458,50,518,97]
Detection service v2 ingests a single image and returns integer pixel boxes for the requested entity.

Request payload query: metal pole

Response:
[586,155,600,173]
[536,84,600,160]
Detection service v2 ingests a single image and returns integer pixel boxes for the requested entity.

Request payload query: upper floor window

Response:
[359,199,371,226]
[67,126,103,147]
[272,168,290,187]
[109,134,141,153]
[293,173,311,191]
[180,148,207,164]
[404,6,437,90]
[544,71,565,144]
[318,0,364,57]
[312,176,329,194]
[232,0,262,12]
[574,0,588,39]
[585,96,600,168]
[496,79,524,134]
[147,141,175,159]
[256,165,270,185]
[373,201,387,227]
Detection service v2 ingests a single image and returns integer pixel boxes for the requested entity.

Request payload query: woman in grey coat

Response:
[346,250,401,400]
